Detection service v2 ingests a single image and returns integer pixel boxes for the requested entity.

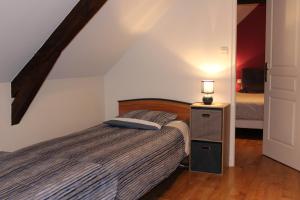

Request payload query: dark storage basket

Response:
[191,140,222,174]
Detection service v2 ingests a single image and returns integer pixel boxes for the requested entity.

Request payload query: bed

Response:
[0,99,191,200]
[236,92,264,129]
[236,68,265,129]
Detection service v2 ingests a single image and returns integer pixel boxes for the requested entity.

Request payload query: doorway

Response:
[232,0,300,171]
[235,1,266,165]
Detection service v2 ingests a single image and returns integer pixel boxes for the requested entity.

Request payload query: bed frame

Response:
[119,98,191,124]
[236,119,264,129]
[119,98,191,169]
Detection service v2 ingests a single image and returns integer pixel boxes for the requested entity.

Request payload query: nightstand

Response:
[190,103,230,174]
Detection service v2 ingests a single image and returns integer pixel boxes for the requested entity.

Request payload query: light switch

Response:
[220,46,229,54]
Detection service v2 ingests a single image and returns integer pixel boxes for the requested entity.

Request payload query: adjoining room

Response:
[235,1,266,163]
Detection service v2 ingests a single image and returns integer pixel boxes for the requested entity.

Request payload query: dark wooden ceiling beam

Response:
[11,0,108,125]
[12,52,61,125]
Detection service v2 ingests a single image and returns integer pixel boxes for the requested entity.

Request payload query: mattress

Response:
[0,122,187,200]
[166,120,190,155]
[236,92,264,121]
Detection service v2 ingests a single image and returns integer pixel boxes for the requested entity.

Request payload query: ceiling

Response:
[0,0,79,82]
[0,0,263,83]
[237,4,259,25]
[0,0,174,82]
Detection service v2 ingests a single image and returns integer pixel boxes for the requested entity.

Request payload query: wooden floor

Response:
[142,129,300,200]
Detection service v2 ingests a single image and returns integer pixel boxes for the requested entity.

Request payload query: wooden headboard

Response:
[118,98,191,124]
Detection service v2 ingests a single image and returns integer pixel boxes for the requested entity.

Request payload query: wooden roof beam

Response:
[11,0,108,125]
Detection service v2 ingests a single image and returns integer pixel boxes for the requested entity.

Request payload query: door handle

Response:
[264,62,269,82]
[202,113,210,118]
[201,146,211,151]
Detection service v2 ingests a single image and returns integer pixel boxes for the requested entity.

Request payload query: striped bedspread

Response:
[0,124,185,200]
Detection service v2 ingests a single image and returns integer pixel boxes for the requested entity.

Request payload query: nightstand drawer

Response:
[191,109,222,139]
[191,141,222,173]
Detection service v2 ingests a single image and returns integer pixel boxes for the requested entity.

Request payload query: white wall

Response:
[105,0,236,165]
[0,77,104,151]
[105,0,234,118]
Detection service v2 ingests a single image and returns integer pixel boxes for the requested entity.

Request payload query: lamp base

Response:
[203,96,213,105]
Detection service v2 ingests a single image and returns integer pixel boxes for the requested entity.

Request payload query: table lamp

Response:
[202,80,214,105]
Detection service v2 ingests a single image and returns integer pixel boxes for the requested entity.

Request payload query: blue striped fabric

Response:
[120,110,177,126]
[0,152,9,161]
[0,124,185,200]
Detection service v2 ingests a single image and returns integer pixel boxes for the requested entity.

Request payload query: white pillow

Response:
[104,117,162,130]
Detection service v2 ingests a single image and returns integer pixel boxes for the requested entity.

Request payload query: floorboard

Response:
[142,129,300,200]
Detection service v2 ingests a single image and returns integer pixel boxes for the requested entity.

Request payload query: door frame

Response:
[229,0,237,167]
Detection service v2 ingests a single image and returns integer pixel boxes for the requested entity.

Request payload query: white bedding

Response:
[236,92,264,120]
[166,120,190,155]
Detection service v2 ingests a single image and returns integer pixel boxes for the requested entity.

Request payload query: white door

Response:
[264,0,300,171]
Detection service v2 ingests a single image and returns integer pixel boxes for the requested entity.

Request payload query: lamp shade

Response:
[201,80,214,94]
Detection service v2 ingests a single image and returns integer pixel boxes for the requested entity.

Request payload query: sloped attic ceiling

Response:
[237,4,259,24]
[0,0,79,82]
[0,0,174,82]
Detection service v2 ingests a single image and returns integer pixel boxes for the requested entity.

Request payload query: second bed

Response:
[236,92,264,129]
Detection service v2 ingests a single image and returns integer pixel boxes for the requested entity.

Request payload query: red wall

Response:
[236,4,266,81]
